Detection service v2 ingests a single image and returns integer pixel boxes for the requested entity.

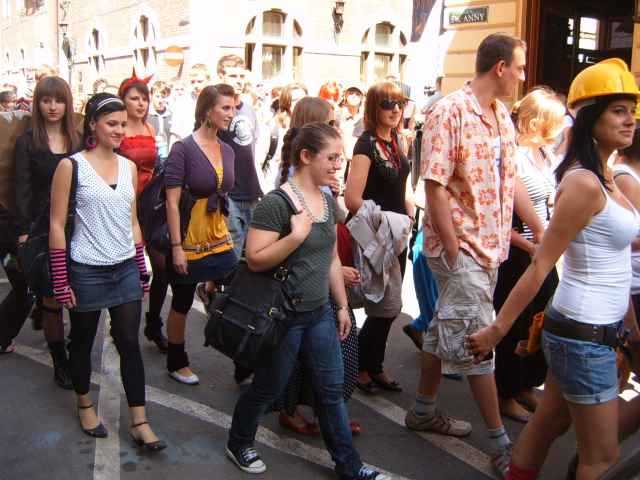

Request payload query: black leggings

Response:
[358,251,407,375]
[170,283,197,315]
[68,301,145,407]
[147,247,169,323]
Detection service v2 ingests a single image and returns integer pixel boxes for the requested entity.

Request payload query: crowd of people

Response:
[0,33,640,480]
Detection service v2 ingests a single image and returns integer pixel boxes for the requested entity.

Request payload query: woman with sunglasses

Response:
[345,81,414,394]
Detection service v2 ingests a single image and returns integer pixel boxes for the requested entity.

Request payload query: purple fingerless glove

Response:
[135,243,150,293]
[50,248,72,305]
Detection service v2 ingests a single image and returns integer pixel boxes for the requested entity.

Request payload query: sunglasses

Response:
[379,99,406,110]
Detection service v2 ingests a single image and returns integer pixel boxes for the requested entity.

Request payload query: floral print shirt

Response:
[420,83,517,270]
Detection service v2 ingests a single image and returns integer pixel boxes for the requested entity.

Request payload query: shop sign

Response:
[449,6,488,25]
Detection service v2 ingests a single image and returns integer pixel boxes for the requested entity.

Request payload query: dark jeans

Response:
[0,209,34,348]
[68,300,145,406]
[228,303,363,478]
[359,251,407,375]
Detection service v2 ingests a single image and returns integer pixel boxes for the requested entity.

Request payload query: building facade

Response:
[1,0,639,102]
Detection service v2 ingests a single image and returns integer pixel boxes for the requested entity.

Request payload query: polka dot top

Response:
[70,152,136,266]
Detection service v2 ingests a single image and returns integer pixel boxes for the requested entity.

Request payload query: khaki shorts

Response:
[424,250,497,376]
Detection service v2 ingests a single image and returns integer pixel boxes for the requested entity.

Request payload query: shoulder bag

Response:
[203,189,300,369]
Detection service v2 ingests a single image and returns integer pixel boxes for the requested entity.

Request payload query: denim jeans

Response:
[410,251,438,332]
[227,198,258,259]
[228,303,363,478]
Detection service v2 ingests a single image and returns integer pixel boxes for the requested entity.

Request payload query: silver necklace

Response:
[288,179,328,223]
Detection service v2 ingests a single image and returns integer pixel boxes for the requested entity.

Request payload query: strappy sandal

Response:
[77,404,108,438]
[130,421,167,452]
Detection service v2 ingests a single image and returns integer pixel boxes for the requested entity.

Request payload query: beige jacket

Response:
[347,200,411,318]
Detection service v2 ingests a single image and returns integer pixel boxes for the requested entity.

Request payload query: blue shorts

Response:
[542,327,619,405]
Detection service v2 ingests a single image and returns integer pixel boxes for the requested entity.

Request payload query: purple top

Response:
[165,134,235,213]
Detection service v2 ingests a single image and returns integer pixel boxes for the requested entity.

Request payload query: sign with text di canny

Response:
[449,6,489,25]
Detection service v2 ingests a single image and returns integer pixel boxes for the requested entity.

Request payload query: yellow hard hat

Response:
[567,58,640,109]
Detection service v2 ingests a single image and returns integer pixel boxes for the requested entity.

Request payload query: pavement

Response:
[1,270,640,480]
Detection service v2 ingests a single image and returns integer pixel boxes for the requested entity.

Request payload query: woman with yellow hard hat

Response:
[467,58,640,480]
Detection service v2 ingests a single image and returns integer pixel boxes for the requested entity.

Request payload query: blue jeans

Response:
[411,250,439,333]
[228,303,363,478]
[227,198,258,259]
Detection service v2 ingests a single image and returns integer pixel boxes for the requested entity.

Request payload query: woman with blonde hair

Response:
[492,87,566,423]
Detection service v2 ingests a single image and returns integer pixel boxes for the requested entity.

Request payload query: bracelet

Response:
[336,305,349,312]
[171,242,182,247]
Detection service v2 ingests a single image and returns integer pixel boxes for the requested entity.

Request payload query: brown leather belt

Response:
[181,235,232,254]
[543,305,621,348]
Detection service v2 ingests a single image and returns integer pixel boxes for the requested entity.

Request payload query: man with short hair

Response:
[215,55,262,261]
[171,63,212,139]
[406,33,527,478]
[0,91,17,112]
[148,81,173,166]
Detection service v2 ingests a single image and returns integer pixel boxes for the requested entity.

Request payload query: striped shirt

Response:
[515,146,556,241]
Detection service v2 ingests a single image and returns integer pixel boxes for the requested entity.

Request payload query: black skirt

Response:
[493,245,559,398]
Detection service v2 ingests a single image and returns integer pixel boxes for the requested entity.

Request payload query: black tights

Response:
[358,251,407,376]
[146,247,169,328]
[68,301,145,407]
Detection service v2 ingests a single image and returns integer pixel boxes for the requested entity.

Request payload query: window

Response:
[245,9,303,81]
[87,28,106,75]
[361,21,409,83]
[578,17,599,51]
[132,14,158,76]
[24,0,43,15]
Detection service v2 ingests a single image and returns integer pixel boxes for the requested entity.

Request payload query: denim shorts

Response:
[69,259,142,312]
[542,325,619,405]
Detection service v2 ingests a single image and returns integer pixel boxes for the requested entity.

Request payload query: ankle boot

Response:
[144,313,168,353]
[48,341,73,390]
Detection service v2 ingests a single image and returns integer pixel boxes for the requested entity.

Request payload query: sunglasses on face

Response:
[379,99,406,111]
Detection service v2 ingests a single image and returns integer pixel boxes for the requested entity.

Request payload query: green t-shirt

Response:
[250,190,336,312]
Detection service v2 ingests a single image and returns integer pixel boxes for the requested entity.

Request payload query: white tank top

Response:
[552,169,640,325]
[613,163,640,295]
[70,152,136,266]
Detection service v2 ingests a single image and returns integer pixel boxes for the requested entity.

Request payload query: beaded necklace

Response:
[288,179,329,223]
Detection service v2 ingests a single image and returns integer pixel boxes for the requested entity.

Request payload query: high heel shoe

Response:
[129,421,167,452]
[78,404,108,438]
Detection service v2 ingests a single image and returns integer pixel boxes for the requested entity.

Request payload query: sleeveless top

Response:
[119,124,156,194]
[552,169,640,325]
[613,163,640,295]
[70,153,136,266]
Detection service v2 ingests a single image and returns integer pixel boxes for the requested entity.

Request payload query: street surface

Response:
[2,270,640,480]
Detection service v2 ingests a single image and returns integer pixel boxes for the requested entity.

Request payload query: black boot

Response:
[48,341,73,390]
[144,313,168,354]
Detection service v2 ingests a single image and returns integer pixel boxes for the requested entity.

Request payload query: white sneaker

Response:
[168,370,199,385]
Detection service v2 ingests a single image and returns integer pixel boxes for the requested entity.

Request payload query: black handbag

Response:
[137,157,195,254]
[203,189,300,369]
[19,157,78,297]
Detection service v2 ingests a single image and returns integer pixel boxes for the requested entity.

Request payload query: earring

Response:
[205,118,213,129]
[85,135,97,149]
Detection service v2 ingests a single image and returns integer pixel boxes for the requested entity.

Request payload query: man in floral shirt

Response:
[405,33,526,478]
